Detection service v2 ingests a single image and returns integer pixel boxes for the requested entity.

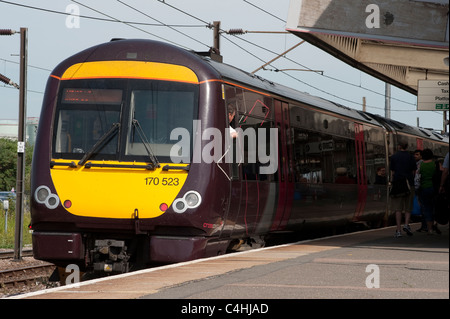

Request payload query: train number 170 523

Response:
[145,177,179,186]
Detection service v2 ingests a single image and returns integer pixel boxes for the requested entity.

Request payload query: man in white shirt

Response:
[228,104,237,138]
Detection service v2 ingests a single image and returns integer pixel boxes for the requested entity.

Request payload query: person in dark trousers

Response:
[417,149,437,235]
[435,152,449,227]
[390,142,417,238]
[431,158,444,234]
[439,152,449,195]
[413,149,427,232]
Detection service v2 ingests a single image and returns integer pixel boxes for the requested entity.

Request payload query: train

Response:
[30,39,448,274]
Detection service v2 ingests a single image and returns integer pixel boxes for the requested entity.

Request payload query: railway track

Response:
[0,249,56,297]
[0,263,55,288]
[0,249,34,260]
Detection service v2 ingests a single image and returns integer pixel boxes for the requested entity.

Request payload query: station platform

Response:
[13,223,449,301]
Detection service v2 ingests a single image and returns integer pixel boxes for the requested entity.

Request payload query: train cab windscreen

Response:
[52,79,199,164]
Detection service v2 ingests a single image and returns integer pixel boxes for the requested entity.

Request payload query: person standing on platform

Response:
[439,152,449,195]
[417,149,437,235]
[390,142,416,238]
[413,150,427,232]
[435,152,449,227]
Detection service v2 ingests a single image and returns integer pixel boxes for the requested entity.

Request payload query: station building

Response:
[0,117,39,145]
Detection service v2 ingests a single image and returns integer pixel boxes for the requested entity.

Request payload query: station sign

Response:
[417,80,449,111]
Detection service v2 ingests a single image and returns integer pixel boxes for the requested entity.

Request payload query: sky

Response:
[0,0,447,131]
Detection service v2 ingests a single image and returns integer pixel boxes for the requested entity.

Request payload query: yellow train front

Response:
[31,39,233,273]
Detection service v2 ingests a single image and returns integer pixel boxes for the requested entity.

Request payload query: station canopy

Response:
[286,0,449,95]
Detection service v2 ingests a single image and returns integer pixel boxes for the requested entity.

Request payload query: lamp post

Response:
[0,27,27,261]
[14,27,28,261]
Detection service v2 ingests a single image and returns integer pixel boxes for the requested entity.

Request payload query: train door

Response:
[220,85,243,238]
[270,100,294,231]
[353,123,368,221]
[232,92,272,237]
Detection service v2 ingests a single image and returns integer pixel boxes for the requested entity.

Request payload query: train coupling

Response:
[92,239,130,273]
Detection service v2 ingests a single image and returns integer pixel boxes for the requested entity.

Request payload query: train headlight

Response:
[172,191,202,214]
[174,200,186,212]
[34,185,60,210]
[35,185,50,204]
[185,191,201,208]
[46,194,60,209]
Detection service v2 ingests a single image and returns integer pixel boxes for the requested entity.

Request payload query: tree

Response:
[0,138,34,193]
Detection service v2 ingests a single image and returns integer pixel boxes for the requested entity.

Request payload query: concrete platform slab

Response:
[11,224,448,300]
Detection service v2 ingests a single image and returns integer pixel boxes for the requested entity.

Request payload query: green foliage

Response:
[0,138,34,192]
[0,138,17,191]
[0,207,32,249]
[0,138,34,248]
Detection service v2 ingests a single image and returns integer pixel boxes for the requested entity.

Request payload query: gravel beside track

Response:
[0,250,58,298]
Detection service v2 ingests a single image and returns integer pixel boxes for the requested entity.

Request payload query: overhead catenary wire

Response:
[1,0,439,119]
[1,57,52,72]
[251,41,306,74]
[239,0,423,111]
[157,0,418,111]
[237,2,424,111]
[69,0,196,50]
[242,0,286,23]
[157,0,211,26]
[227,31,417,108]
[153,1,417,114]
[116,0,210,49]
[1,84,44,95]
[221,33,408,112]
[0,0,205,28]
[0,0,422,111]
[219,30,391,112]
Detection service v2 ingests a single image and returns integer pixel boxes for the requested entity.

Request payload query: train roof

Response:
[368,113,448,144]
[205,57,376,124]
[201,56,448,145]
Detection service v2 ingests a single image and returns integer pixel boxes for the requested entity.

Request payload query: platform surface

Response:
[12,224,449,300]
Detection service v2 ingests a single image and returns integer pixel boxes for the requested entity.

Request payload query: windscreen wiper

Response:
[132,119,161,169]
[78,122,120,166]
